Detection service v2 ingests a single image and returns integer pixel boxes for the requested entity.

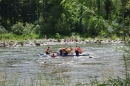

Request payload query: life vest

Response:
[75,47,78,51]
[78,48,82,54]
[67,48,71,54]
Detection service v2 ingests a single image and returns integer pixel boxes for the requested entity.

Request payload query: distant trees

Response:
[0,0,130,37]
[40,0,64,35]
[0,0,38,31]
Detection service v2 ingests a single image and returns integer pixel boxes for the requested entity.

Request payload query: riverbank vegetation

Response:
[0,0,130,40]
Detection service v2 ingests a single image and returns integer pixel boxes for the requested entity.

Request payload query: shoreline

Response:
[0,38,125,48]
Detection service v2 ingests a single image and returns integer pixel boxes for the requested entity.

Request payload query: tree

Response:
[40,0,63,35]
[0,0,20,31]
[120,0,129,40]
[0,0,40,31]
[20,0,38,23]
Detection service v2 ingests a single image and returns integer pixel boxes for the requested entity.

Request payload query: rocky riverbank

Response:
[0,38,125,48]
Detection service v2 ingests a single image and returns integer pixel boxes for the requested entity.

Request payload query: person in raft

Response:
[66,47,73,55]
[74,46,83,56]
[59,47,65,56]
[78,47,82,54]
[59,47,67,56]
[75,46,79,56]
[59,48,63,55]
[45,47,50,54]
[59,47,72,56]
[51,54,56,58]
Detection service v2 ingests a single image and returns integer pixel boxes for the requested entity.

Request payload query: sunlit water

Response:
[0,43,126,85]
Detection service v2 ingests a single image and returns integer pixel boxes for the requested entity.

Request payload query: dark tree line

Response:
[0,0,130,37]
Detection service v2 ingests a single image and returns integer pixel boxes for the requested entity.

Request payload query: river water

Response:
[0,43,126,85]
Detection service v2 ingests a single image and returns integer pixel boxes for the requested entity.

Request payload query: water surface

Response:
[0,43,125,85]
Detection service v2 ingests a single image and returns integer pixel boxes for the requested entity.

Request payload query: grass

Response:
[1,33,126,42]
[1,33,40,41]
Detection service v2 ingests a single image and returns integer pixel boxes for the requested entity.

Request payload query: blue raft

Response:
[38,53,89,57]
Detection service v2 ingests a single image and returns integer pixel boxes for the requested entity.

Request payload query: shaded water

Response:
[0,43,125,85]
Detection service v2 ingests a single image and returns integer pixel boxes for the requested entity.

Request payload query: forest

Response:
[0,0,130,39]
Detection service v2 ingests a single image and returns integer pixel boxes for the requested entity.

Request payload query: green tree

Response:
[20,0,38,23]
[120,0,130,40]
[40,0,63,35]
[0,0,20,31]
[0,0,40,31]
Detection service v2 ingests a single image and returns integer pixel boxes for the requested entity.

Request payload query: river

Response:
[0,43,125,85]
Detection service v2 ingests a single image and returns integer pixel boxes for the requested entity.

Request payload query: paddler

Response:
[59,47,66,56]
[45,47,50,54]
[64,48,68,56]
[66,47,73,54]
[75,46,79,56]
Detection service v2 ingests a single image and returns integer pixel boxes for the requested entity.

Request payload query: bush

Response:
[23,23,34,35]
[11,22,24,35]
[11,22,40,36]
[111,35,118,40]
[55,33,61,39]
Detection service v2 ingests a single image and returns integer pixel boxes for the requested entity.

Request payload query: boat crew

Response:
[45,47,50,54]
[59,47,69,56]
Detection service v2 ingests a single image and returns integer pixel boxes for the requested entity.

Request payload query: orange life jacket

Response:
[78,48,82,54]
[75,47,78,51]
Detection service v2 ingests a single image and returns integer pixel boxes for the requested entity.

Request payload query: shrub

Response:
[11,22,24,35]
[111,35,118,40]
[55,33,61,39]
[11,22,40,36]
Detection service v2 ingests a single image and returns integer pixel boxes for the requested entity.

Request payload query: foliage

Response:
[0,0,130,38]
[11,22,24,35]
[55,33,61,39]
[55,13,71,35]
[0,25,7,34]
[111,35,118,40]
[11,22,40,38]
[1,32,39,40]
[40,0,63,35]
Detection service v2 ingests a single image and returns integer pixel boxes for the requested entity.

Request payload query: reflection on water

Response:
[0,43,125,85]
